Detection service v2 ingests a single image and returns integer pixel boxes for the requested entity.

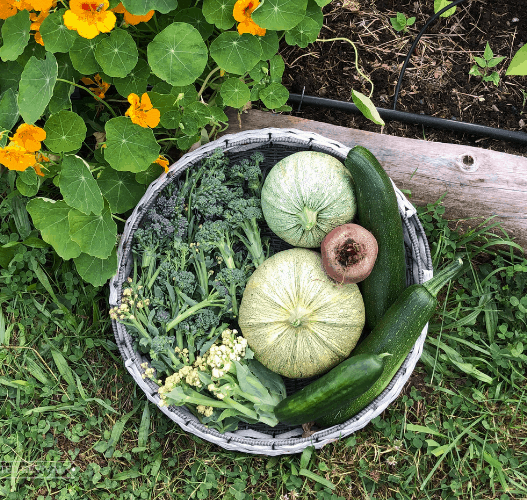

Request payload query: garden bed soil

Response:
[279,0,527,157]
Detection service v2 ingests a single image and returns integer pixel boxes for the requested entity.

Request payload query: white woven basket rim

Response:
[109,128,433,455]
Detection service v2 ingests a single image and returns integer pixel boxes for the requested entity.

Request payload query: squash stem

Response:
[423,258,464,297]
[297,207,318,231]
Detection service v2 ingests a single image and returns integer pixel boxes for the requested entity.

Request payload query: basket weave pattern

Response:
[109,128,433,455]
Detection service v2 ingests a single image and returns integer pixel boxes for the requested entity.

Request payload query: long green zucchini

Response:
[317,258,464,427]
[344,146,407,331]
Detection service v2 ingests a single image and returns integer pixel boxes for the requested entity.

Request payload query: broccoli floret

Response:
[173,270,196,297]
[228,153,264,196]
[192,171,243,220]
[194,219,237,268]
[148,335,175,361]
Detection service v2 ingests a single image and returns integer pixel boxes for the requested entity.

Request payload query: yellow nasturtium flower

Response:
[154,155,170,173]
[125,93,160,129]
[11,124,47,153]
[80,74,111,99]
[0,0,17,20]
[0,143,37,173]
[63,0,116,40]
[112,2,155,25]
[233,0,266,36]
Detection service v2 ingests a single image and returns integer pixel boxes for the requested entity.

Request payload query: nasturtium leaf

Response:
[179,112,200,136]
[306,0,324,25]
[104,116,160,173]
[0,10,31,62]
[506,45,527,76]
[177,133,200,151]
[44,110,87,153]
[114,58,150,98]
[135,163,164,185]
[259,31,279,61]
[121,0,177,15]
[147,22,208,86]
[97,168,146,213]
[59,155,104,215]
[0,62,23,94]
[184,101,211,128]
[249,61,268,83]
[95,29,138,78]
[202,0,236,29]
[69,35,103,75]
[259,82,289,109]
[250,81,265,101]
[17,37,47,67]
[285,16,320,48]
[40,9,79,53]
[178,8,214,40]
[210,32,262,75]
[170,84,198,106]
[270,54,285,82]
[16,168,41,197]
[313,0,331,6]
[220,78,251,108]
[18,51,58,125]
[48,53,77,114]
[434,0,456,17]
[147,92,182,129]
[205,106,228,124]
[351,90,385,126]
[68,202,116,259]
[73,248,118,287]
[26,198,82,260]
[252,0,307,30]
[0,88,19,131]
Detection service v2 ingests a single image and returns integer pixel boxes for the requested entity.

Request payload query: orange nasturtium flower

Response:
[63,0,116,39]
[233,0,266,36]
[125,93,160,129]
[30,9,51,46]
[32,151,50,177]
[81,74,111,99]
[112,2,155,25]
[0,0,19,20]
[154,155,170,173]
[11,124,47,153]
[0,143,37,173]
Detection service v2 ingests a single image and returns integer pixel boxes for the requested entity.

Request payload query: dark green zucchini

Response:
[317,258,464,427]
[273,353,388,426]
[344,146,407,331]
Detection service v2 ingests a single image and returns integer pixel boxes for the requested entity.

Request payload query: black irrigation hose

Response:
[288,93,527,144]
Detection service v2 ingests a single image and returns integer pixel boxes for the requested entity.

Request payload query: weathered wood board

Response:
[222,108,527,252]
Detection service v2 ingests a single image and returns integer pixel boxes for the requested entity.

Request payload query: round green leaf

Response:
[40,9,79,53]
[44,110,87,153]
[68,202,117,259]
[210,32,262,75]
[184,101,211,128]
[178,8,214,40]
[202,0,236,29]
[220,78,250,108]
[121,0,177,15]
[59,155,104,215]
[351,90,385,126]
[147,22,208,86]
[95,29,138,78]
[74,248,118,287]
[26,198,82,260]
[0,10,31,62]
[0,61,23,94]
[285,16,320,48]
[135,163,164,185]
[252,0,308,30]
[97,168,146,213]
[147,92,182,129]
[259,82,289,109]
[506,45,527,76]
[49,53,78,114]
[69,35,103,75]
[259,31,279,60]
[113,58,150,98]
[269,54,285,82]
[306,0,324,25]
[0,88,19,131]
[16,168,41,197]
[104,116,160,173]
[18,52,58,125]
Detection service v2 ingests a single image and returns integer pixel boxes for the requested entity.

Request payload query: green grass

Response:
[1,194,526,500]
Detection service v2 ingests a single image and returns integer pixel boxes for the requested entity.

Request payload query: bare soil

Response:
[279,0,527,157]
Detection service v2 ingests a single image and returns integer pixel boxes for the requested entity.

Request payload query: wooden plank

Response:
[222,108,527,252]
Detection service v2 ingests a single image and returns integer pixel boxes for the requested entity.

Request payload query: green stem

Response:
[316,38,374,98]
[165,292,223,332]
[56,79,118,117]
[423,258,464,297]
[297,206,318,231]
[197,67,222,98]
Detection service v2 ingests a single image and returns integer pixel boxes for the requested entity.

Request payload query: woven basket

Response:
[109,128,433,456]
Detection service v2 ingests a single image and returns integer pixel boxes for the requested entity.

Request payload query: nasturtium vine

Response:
[0,0,384,286]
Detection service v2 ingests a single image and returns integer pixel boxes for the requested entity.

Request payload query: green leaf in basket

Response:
[44,110,87,153]
[113,58,150,98]
[259,31,279,61]
[95,29,138,78]
[0,10,31,62]
[252,0,308,30]
[259,82,289,109]
[147,23,208,87]
[68,201,117,259]
[16,168,41,198]
[68,35,103,75]
[351,89,385,126]
[0,88,19,132]
[18,52,58,125]
[209,32,262,75]
[59,155,104,216]
[40,9,79,53]
[220,78,250,108]
[177,8,215,40]
[202,0,236,30]
[26,198,82,260]
[73,247,118,287]
[97,168,146,214]
[104,117,160,173]
[121,0,177,15]
[285,16,320,48]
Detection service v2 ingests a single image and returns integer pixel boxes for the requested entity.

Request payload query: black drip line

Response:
[291,0,527,146]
